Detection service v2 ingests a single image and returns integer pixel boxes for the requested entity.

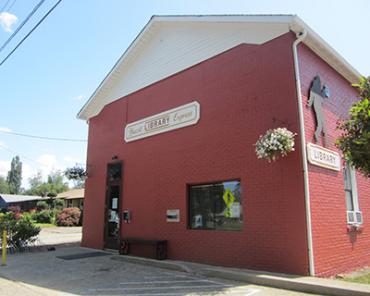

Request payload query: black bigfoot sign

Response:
[308,75,330,146]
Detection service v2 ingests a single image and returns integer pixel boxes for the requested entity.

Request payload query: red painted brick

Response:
[299,44,370,277]
[82,31,370,277]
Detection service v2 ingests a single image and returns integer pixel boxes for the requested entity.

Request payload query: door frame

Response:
[103,161,123,249]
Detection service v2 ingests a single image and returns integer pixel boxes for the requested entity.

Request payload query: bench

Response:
[119,238,167,260]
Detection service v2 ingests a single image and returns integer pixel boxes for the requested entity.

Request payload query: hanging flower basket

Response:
[255,127,297,162]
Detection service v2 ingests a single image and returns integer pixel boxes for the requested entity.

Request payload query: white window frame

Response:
[344,163,362,226]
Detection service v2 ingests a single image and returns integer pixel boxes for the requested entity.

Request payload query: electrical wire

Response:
[0,129,87,142]
[0,142,40,166]
[7,0,16,11]
[0,0,46,54]
[0,0,63,67]
[0,0,10,12]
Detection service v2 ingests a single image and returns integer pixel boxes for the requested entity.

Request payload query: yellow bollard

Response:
[1,229,6,266]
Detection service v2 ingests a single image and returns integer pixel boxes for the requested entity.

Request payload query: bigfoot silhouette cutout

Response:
[308,76,330,145]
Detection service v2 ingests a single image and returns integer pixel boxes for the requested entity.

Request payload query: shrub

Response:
[36,201,49,211]
[6,205,21,213]
[21,211,32,220]
[56,207,81,226]
[53,198,64,210]
[0,212,40,250]
[34,210,53,224]
[51,208,61,224]
[6,206,21,220]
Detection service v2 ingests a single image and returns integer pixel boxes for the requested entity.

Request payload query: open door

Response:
[104,162,122,249]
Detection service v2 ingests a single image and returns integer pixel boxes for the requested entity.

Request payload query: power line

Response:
[0,0,11,12]
[0,130,87,142]
[0,143,40,166]
[0,0,46,54]
[7,0,16,11]
[0,0,63,67]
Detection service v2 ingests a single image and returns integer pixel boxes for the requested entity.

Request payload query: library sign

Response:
[124,101,200,142]
[306,143,341,171]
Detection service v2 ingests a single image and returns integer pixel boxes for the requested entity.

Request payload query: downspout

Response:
[292,30,315,276]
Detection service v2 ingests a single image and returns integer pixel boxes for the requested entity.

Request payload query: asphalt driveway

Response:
[0,246,319,296]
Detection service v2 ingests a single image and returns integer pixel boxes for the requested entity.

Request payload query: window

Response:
[189,180,242,231]
[343,163,362,225]
[108,163,121,182]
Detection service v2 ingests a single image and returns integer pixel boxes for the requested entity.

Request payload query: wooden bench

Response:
[119,238,167,260]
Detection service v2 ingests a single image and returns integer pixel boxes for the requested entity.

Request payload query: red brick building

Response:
[78,15,370,277]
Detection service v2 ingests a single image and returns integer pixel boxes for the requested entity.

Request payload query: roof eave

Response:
[290,16,361,84]
[78,15,362,121]
[77,16,158,121]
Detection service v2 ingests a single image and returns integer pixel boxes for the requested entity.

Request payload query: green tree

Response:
[29,171,43,190]
[25,171,43,195]
[6,156,22,194]
[0,176,10,193]
[336,76,370,177]
[25,170,69,197]
[46,170,69,195]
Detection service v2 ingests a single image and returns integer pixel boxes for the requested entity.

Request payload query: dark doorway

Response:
[104,162,122,249]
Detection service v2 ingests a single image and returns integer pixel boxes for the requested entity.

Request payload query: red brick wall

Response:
[83,33,310,275]
[299,44,370,276]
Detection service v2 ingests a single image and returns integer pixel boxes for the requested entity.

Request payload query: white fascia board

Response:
[290,16,361,84]
[77,16,157,121]
[152,14,296,24]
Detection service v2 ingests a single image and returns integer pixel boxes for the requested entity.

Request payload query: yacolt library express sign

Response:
[124,101,200,142]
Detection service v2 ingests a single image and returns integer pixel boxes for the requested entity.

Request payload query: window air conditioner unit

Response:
[347,211,363,225]
[346,211,355,224]
[355,211,363,225]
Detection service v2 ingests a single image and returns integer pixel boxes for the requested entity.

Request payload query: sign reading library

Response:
[307,143,341,171]
[124,101,200,142]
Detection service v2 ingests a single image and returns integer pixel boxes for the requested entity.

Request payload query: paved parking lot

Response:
[0,247,319,296]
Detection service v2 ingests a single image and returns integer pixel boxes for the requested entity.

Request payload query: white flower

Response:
[255,127,296,162]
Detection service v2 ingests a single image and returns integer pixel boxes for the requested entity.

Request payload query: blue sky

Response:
[0,0,369,188]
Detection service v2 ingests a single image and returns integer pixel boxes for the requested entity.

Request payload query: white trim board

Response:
[78,15,361,121]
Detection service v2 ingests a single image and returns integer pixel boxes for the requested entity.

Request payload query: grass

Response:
[344,273,370,284]
[33,223,56,229]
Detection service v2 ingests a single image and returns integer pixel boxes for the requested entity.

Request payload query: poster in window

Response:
[230,202,240,218]
[112,198,118,209]
[194,214,203,228]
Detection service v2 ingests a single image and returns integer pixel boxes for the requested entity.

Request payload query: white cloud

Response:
[21,163,35,188]
[36,154,57,169]
[0,126,12,133]
[0,160,10,177]
[0,159,38,188]
[73,94,85,101]
[0,153,71,189]
[63,156,82,164]
[0,12,18,32]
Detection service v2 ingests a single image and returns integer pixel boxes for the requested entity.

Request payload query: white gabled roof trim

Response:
[289,17,360,83]
[77,15,361,121]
